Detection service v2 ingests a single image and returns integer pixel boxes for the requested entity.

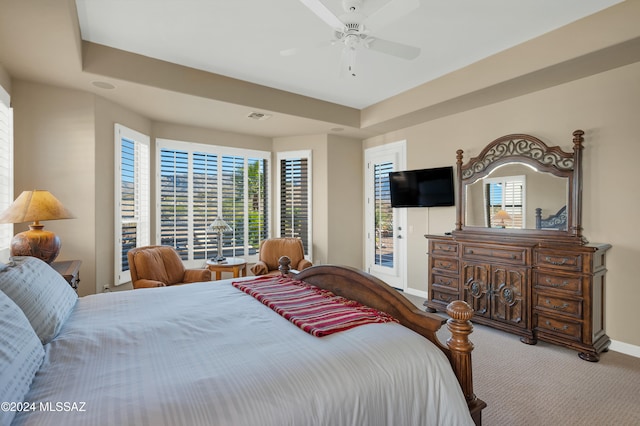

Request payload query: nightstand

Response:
[51,260,82,291]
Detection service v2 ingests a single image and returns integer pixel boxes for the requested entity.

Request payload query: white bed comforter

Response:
[13,278,473,426]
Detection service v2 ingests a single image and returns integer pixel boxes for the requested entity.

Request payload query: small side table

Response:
[206,257,247,280]
[51,259,82,291]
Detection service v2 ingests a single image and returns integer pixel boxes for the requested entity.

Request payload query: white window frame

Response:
[0,85,13,262]
[114,124,150,285]
[156,138,270,268]
[484,175,526,229]
[276,150,312,260]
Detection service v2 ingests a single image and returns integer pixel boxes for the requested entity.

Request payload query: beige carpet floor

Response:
[403,293,640,425]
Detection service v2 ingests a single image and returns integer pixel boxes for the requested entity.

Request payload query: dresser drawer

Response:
[430,240,458,256]
[535,313,582,342]
[432,273,458,290]
[534,294,581,318]
[461,243,529,265]
[431,257,459,274]
[535,249,584,272]
[533,271,582,295]
[430,289,458,306]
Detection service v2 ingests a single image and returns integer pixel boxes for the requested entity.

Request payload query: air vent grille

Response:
[247,112,272,121]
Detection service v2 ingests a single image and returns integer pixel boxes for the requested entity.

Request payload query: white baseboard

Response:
[609,339,640,358]
[404,287,427,299]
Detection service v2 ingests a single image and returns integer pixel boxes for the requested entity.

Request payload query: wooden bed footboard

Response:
[290,261,486,424]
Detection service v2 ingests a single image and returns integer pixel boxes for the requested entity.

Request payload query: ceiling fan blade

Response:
[299,0,344,30]
[364,0,420,32]
[366,37,421,60]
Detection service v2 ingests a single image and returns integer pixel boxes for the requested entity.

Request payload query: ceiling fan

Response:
[285,0,421,77]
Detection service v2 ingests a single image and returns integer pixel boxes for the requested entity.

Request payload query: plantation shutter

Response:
[279,156,310,255]
[0,86,12,260]
[486,176,525,229]
[374,162,394,267]
[192,152,218,260]
[159,149,190,259]
[247,158,268,255]
[221,155,245,257]
[115,124,150,284]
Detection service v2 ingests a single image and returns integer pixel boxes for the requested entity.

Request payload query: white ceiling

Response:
[75,0,621,109]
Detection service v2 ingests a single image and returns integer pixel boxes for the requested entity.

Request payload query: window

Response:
[373,161,394,267]
[277,151,312,258]
[484,175,525,228]
[0,85,12,261]
[157,139,269,266]
[115,124,150,284]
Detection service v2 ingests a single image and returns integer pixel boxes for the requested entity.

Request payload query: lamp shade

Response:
[492,210,512,221]
[208,217,232,233]
[0,190,75,224]
[0,190,75,263]
[208,217,232,262]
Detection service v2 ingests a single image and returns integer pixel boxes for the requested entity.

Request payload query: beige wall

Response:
[364,61,640,347]
[12,80,97,296]
[326,135,363,267]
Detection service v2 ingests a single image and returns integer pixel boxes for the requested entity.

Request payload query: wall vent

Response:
[247,112,272,121]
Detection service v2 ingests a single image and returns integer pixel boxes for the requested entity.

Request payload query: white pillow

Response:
[0,290,45,426]
[0,256,77,344]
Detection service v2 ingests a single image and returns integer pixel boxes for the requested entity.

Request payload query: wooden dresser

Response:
[426,235,611,361]
[427,130,611,361]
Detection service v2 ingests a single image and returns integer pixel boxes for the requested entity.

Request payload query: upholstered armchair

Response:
[250,238,312,276]
[127,245,211,289]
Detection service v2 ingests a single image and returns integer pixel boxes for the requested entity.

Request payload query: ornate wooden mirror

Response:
[454,130,586,244]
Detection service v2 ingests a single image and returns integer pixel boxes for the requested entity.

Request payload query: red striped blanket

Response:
[232,275,398,337]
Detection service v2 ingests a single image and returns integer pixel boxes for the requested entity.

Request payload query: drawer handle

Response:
[467,249,474,254]
[545,299,569,310]
[439,294,454,302]
[545,278,569,288]
[545,320,569,332]
[436,261,453,270]
[545,256,569,266]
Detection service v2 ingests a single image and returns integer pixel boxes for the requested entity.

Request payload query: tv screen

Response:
[389,166,455,208]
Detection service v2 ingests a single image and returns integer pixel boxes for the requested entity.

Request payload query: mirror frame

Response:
[454,130,586,244]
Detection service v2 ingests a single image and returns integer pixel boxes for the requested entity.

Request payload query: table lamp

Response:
[208,216,232,262]
[492,209,512,228]
[0,190,75,263]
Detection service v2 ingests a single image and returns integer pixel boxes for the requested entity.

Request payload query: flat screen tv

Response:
[389,166,455,208]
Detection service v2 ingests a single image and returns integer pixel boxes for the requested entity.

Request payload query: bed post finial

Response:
[446,300,485,423]
[278,256,291,276]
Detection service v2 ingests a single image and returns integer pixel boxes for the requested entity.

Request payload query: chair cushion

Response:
[131,246,186,285]
[0,290,45,426]
[0,256,77,344]
[260,238,305,271]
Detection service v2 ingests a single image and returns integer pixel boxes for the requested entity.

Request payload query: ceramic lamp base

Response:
[10,225,61,264]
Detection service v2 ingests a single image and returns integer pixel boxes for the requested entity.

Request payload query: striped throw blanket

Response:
[232,276,398,337]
